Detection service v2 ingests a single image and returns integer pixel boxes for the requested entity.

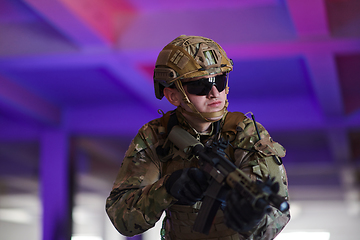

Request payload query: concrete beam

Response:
[105,53,172,111]
[64,104,161,136]
[60,0,136,44]
[285,0,329,37]
[226,37,360,60]
[0,75,61,126]
[23,0,110,47]
[1,37,359,69]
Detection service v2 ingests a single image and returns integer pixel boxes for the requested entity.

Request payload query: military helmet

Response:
[154,35,233,99]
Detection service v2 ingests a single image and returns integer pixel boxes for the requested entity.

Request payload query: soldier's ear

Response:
[164,87,181,106]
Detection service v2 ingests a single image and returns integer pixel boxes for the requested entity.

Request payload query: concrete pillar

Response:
[40,130,73,240]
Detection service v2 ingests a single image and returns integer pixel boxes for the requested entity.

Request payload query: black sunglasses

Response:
[181,74,228,96]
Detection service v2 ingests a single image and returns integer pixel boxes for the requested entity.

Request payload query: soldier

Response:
[106,35,290,240]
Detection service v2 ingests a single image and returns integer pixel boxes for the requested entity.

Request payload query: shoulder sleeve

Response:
[106,122,176,237]
[231,117,290,239]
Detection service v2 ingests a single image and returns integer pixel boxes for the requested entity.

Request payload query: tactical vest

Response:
[156,110,288,240]
[157,111,247,240]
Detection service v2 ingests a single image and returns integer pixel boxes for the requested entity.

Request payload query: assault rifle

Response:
[168,125,289,235]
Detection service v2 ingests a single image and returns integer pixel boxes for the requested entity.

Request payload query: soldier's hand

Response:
[165,168,209,205]
[224,188,266,233]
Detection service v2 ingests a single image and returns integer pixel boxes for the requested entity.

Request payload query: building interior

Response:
[0,0,360,239]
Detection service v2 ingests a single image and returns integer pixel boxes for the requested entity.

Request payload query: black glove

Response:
[165,168,209,205]
[224,188,266,233]
[224,178,280,233]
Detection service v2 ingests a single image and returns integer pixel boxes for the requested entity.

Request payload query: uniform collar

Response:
[175,108,226,139]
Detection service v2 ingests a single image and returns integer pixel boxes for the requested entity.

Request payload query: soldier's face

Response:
[182,84,227,117]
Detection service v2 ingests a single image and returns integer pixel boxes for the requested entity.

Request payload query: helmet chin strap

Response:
[174,80,229,122]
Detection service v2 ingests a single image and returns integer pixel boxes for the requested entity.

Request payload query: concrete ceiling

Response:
[0,0,360,239]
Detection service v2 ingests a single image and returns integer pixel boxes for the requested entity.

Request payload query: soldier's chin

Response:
[206,114,223,122]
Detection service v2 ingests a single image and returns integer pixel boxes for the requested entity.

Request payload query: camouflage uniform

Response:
[106,108,290,240]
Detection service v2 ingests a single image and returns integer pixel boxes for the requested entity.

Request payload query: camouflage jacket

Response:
[106,109,290,240]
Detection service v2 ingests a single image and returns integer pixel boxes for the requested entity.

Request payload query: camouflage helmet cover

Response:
[154,35,233,99]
